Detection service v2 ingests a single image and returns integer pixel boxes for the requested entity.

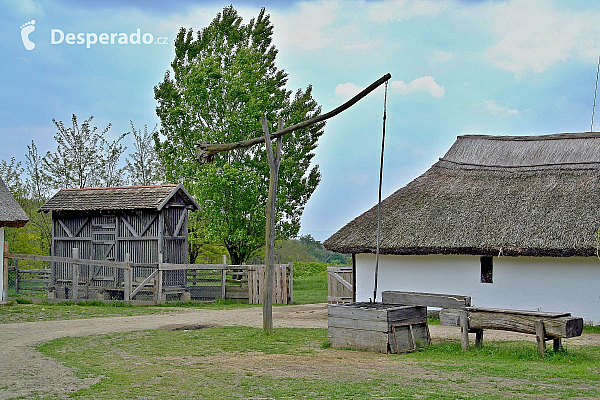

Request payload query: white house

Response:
[0,177,29,301]
[324,132,600,324]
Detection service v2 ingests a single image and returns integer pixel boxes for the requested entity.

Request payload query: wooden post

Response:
[2,240,8,302]
[14,259,19,294]
[460,309,469,352]
[221,254,227,300]
[475,329,484,348]
[535,319,547,357]
[123,253,131,303]
[288,262,293,304]
[553,338,562,352]
[72,248,79,300]
[262,117,282,332]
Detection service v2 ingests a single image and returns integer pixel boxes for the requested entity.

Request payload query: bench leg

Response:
[460,309,469,352]
[534,320,546,358]
[475,329,484,348]
[553,338,562,352]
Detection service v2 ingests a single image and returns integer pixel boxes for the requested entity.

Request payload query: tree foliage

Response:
[154,6,324,264]
[126,122,164,186]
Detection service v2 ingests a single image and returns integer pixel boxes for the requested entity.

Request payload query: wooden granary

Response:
[39,184,199,300]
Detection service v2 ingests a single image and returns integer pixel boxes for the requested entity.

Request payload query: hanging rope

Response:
[592,54,600,132]
[373,80,388,303]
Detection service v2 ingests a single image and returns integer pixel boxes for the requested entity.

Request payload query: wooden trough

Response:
[440,307,584,356]
[328,302,429,354]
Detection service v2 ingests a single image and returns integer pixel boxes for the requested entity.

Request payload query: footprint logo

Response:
[20,20,35,50]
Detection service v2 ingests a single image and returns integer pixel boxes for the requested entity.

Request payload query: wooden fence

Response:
[248,264,292,304]
[327,266,353,304]
[4,244,293,305]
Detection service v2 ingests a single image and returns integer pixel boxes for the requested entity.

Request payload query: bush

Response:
[292,262,329,277]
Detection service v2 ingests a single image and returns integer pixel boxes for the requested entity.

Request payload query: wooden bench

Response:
[439,307,584,357]
[382,291,471,309]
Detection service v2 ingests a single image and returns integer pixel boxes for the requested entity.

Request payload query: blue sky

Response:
[2,0,600,241]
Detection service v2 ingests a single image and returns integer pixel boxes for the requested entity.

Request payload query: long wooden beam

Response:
[439,308,583,338]
[196,73,392,163]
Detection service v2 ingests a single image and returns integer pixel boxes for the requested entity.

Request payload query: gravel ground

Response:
[1,303,598,399]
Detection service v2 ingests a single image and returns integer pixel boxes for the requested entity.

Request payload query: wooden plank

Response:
[221,255,226,300]
[328,326,389,353]
[14,259,19,294]
[460,309,469,352]
[18,269,51,274]
[387,306,427,323]
[466,307,570,318]
[72,248,79,300]
[288,262,293,304]
[440,308,583,338]
[389,323,429,353]
[328,304,389,320]
[382,291,471,309]
[130,269,158,299]
[160,263,230,271]
[2,242,8,301]
[326,266,353,273]
[6,253,130,269]
[328,316,389,332]
[535,320,546,357]
[328,271,352,291]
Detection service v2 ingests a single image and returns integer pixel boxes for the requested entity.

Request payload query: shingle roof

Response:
[324,132,600,257]
[39,184,200,212]
[0,177,29,228]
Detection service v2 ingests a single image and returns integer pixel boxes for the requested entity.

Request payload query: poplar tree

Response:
[154,6,324,264]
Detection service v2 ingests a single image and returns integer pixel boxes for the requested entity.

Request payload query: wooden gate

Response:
[327,266,353,304]
[248,264,292,304]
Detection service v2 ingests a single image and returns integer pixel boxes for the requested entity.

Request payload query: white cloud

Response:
[476,100,519,117]
[428,50,456,64]
[5,0,44,16]
[335,82,364,99]
[271,1,341,51]
[391,76,445,98]
[368,0,447,23]
[483,0,600,76]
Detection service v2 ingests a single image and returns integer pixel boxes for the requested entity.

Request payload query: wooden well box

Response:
[328,302,430,354]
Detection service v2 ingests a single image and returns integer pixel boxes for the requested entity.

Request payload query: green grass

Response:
[37,327,600,399]
[0,298,259,324]
[584,324,600,334]
[293,272,327,304]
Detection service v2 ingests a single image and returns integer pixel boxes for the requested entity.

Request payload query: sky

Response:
[2,0,600,241]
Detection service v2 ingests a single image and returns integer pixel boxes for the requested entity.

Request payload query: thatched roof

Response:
[324,132,600,257]
[39,184,200,212]
[0,177,29,228]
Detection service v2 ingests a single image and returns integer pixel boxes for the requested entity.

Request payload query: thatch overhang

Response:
[39,184,200,213]
[0,177,29,228]
[324,132,600,257]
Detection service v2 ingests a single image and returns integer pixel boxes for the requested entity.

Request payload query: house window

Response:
[480,256,493,283]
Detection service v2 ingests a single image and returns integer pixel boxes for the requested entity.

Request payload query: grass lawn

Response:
[38,326,600,399]
[0,299,257,324]
[292,272,327,304]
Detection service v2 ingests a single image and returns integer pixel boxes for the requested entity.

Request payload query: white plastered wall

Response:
[356,253,600,324]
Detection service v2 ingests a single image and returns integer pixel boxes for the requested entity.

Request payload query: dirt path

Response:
[1,303,599,399]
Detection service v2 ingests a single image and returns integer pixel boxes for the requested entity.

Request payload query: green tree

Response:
[44,114,128,189]
[154,6,324,264]
[125,121,164,186]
